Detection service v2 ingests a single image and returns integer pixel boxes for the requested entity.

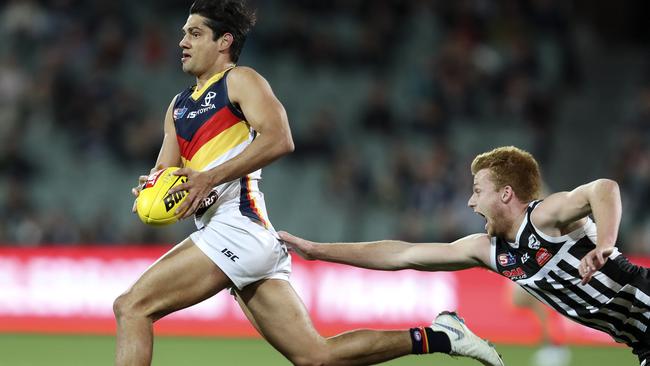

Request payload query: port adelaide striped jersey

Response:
[490,200,650,345]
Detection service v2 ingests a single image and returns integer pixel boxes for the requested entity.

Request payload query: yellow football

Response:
[136,167,188,226]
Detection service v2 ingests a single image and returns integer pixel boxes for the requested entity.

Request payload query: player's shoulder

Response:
[227,66,272,101]
[530,195,565,228]
[453,233,493,268]
[228,66,264,83]
[165,93,182,113]
[170,87,192,106]
[171,92,182,105]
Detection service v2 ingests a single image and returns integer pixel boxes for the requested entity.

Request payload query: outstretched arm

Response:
[532,179,621,284]
[278,231,492,271]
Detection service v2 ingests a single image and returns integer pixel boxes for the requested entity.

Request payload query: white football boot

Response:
[430,311,505,366]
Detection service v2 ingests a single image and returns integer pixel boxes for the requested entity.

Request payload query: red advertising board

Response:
[0,246,647,345]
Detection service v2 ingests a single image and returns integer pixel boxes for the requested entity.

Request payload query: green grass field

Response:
[0,334,638,365]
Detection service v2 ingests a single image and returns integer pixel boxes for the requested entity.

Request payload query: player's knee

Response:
[113,291,149,320]
[113,293,131,319]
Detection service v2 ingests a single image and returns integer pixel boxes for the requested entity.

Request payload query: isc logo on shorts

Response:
[221,248,239,262]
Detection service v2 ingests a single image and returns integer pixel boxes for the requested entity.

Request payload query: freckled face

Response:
[468,169,508,236]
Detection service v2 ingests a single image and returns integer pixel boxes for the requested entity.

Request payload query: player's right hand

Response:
[131,165,164,213]
[278,231,316,260]
[579,246,614,285]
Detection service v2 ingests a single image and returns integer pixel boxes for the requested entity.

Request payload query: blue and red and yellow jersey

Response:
[172,67,271,229]
[173,67,251,171]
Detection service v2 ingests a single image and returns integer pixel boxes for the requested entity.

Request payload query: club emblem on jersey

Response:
[498,253,517,266]
[201,91,217,107]
[508,241,519,249]
[173,107,188,120]
[528,234,541,250]
[536,248,552,267]
[521,252,530,264]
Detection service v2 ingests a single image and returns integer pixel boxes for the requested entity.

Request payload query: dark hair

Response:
[189,0,256,62]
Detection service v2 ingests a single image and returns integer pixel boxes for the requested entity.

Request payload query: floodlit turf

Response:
[0,334,639,365]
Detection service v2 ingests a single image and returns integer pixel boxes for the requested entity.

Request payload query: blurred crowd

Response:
[614,85,650,254]
[0,0,649,254]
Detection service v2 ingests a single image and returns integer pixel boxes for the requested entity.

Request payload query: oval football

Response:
[136,167,188,226]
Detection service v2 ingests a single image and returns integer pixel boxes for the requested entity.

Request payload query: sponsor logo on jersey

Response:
[173,107,188,120]
[528,234,541,250]
[498,253,517,267]
[187,104,216,119]
[502,267,527,280]
[195,190,218,218]
[201,91,217,107]
[521,252,530,264]
[536,248,552,267]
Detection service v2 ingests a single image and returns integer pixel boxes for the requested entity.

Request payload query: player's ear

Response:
[501,185,513,203]
[219,33,234,51]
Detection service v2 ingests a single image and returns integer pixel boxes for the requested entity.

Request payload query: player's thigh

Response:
[117,237,232,319]
[237,279,326,359]
[234,292,263,336]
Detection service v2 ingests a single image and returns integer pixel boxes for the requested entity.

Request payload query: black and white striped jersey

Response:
[489,200,650,345]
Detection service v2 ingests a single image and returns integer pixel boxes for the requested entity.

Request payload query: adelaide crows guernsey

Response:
[172,67,272,230]
[490,200,650,345]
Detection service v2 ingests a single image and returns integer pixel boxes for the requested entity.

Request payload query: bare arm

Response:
[153,96,182,172]
[171,67,293,217]
[131,97,182,212]
[211,66,294,183]
[532,179,621,284]
[278,231,492,271]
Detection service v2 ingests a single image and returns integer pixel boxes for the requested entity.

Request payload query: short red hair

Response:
[471,146,541,202]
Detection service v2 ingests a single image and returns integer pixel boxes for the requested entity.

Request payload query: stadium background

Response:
[0,0,649,365]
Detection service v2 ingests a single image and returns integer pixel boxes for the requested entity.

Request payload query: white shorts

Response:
[190,213,291,290]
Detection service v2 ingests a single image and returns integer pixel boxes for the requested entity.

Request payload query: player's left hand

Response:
[579,246,614,285]
[278,231,316,260]
[169,167,213,219]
